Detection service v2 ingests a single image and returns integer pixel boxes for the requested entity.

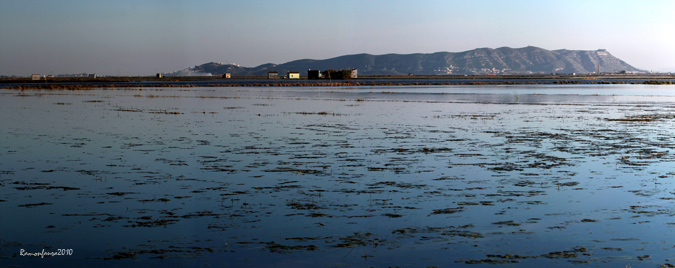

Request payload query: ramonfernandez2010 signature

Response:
[20,249,73,258]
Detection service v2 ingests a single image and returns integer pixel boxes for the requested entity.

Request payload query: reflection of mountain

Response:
[167,46,644,76]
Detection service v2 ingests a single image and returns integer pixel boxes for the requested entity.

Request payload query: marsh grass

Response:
[605,114,675,122]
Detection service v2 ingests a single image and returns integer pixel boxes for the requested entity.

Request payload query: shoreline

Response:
[1,74,674,89]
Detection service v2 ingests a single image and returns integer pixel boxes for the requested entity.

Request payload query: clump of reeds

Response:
[643,80,673,85]
[605,116,656,122]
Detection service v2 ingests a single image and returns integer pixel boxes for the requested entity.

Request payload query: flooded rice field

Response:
[2,84,675,267]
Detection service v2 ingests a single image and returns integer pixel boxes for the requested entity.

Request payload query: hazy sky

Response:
[1,0,674,75]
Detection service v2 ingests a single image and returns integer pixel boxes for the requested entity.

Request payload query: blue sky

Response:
[1,0,674,75]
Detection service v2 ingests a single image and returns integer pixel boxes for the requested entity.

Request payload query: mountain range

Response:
[166,46,644,77]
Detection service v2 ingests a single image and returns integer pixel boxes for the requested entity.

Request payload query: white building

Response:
[288,71,300,79]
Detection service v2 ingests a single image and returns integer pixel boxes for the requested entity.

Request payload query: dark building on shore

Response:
[306,69,358,79]
[307,69,322,79]
[321,69,357,79]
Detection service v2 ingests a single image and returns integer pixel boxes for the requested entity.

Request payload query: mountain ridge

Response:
[167,46,644,77]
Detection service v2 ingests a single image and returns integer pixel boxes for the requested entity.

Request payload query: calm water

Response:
[2,84,675,267]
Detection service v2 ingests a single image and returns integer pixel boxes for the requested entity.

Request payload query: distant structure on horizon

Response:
[307,69,322,79]
[287,71,300,79]
[31,74,41,80]
[268,71,279,79]
[306,69,357,79]
[597,63,600,74]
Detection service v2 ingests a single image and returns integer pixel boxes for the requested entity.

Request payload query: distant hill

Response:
[165,46,644,76]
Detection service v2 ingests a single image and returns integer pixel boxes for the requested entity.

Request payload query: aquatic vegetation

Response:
[2,85,675,267]
[265,241,318,253]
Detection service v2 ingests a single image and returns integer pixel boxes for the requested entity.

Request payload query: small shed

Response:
[222,73,231,79]
[31,74,41,81]
[288,71,300,79]
[156,73,162,78]
[268,71,279,79]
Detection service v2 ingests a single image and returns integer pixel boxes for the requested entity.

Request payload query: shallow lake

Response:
[2,84,675,267]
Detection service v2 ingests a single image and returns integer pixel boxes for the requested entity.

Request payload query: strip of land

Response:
[1,74,673,89]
